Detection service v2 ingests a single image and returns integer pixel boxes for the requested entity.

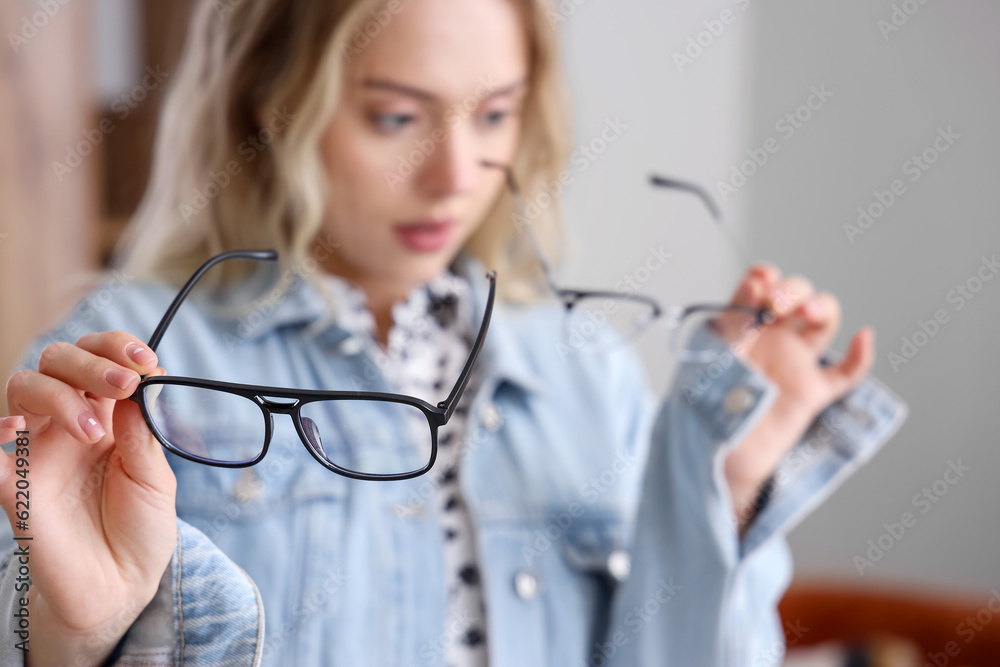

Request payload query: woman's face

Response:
[319,0,529,296]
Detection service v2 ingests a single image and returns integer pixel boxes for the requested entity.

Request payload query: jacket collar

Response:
[452,252,549,397]
[228,252,548,397]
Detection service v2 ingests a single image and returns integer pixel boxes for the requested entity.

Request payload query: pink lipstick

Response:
[393,219,456,253]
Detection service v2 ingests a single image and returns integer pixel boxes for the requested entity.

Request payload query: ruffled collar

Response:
[321,270,474,354]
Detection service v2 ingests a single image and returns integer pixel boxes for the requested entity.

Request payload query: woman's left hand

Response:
[721,262,875,532]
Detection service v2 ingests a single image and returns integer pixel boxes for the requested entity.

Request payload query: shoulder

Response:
[492,299,653,408]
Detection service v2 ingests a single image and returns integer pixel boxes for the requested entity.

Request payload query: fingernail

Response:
[106,369,139,392]
[0,416,25,430]
[126,343,156,367]
[806,296,827,317]
[78,411,106,441]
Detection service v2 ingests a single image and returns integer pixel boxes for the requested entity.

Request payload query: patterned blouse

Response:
[323,269,488,667]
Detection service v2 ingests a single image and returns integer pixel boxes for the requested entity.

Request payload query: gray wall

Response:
[742,1,1000,593]
[558,1,1000,593]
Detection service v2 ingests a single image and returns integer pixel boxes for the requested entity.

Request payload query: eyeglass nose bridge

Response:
[251,397,321,464]
[662,305,686,330]
[255,395,301,414]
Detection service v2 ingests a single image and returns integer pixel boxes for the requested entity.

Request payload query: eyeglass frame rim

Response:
[480,160,775,349]
[128,249,498,482]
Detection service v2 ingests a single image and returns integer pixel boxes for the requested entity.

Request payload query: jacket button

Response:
[607,549,631,582]
[723,386,755,415]
[513,569,540,600]
[480,403,502,432]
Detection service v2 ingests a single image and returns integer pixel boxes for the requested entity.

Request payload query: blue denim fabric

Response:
[0,253,907,666]
[0,519,263,666]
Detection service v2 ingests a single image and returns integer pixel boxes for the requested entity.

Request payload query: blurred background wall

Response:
[1,0,998,645]
[0,0,99,400]
[0,0,195,406]
[740,0,1000,595]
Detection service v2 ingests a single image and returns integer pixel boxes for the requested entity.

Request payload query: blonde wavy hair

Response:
[116,0,572,303]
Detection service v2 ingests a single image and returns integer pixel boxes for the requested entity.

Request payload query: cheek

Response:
[327,125,389,199]
[323,123,403,237]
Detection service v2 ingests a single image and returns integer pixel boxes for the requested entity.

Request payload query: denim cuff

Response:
[122,518,266,666]
[673,322,778,445]
[741,369,909,555]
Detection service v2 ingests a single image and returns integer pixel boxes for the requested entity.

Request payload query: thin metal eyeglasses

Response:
[128,250,497,481]
[480,160,776,361]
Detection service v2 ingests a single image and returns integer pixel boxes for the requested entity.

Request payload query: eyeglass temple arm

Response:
[144,250,279,352]
[480,160,562,295]
[649,174,722,221]
[649,175,786,331]
[650,172,768,278]
[438,271,496,421]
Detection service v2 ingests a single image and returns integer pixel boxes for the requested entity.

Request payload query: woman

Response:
[0,0,906,665]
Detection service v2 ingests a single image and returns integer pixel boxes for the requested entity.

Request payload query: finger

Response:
[748,261,782,290]
[822,327,875,399]
[76,332,158,374]
[720,263,783,342]
[7,370,108,443]
[796,291,842,351]
[767,275,815,319]
[38,341,142,401]
[0,416,28,513]
[730,262,782,307]
[0,416,26,452]
[0,416,26,441]
[112,370,175,497]
[0,415,26,481]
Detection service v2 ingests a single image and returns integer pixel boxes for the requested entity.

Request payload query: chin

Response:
[374,253,452,290]
[411,253,460,282]
[400,240,467,276]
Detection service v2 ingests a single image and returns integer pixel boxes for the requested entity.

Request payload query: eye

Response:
[479,109,512,128]
[370,112,416,132]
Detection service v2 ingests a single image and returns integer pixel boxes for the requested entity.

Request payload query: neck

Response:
[364,284,411,346]
[315,254,416,347]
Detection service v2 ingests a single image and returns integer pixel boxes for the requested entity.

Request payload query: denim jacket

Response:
[0,254,908,666]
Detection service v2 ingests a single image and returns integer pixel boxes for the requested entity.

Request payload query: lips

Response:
[393,219,456,253]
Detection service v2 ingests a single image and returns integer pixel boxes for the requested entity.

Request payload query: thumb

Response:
[822,327,875,401]
[112,369,173,493]
[0,416,27,514]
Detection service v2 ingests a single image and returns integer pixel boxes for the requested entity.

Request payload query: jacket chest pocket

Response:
[558,516,631,640]
[170,433,349,531]
[483,514,630,666]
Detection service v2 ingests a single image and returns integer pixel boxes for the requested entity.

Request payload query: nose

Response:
[416,125,477,199]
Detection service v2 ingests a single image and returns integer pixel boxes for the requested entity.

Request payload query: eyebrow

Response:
[360,76,528,101]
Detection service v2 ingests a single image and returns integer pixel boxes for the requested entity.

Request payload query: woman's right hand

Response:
[2,331,178,666]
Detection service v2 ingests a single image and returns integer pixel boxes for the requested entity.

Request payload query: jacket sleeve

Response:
[605,338,908,666]
[0,518,266,666]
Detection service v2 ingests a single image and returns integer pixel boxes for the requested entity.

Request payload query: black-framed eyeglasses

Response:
[481,160,775,361]
[128,250,497,481]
